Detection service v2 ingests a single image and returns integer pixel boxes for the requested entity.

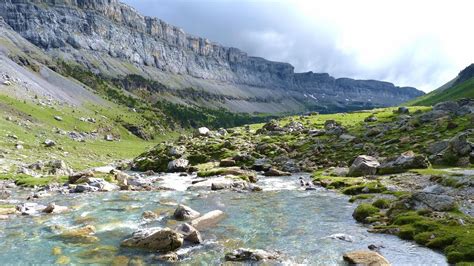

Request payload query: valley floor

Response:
[0,99,473,264]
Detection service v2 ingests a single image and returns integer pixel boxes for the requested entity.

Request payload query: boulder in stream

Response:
[190,210,226,230]
[121,228,183,252]
[173,204,200,221]
[225,248,280,262]
[175,223,202,244]
[343,250,390,266]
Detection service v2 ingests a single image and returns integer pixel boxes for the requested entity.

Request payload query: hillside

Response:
[409,64,474,106]
[0,0,424,114]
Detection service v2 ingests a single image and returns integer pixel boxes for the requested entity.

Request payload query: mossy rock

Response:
[352,203,379,223]
[372,198,391,209]
[342,182,386,195]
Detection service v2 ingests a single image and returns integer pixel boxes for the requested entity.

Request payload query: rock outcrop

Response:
[0,0,424,113]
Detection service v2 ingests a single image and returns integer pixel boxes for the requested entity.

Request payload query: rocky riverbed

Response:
[0,172,448,265]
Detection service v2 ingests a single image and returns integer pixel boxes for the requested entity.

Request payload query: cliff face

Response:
[0,0,424,113]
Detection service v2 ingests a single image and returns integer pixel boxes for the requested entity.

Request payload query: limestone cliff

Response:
[0,0,424,113]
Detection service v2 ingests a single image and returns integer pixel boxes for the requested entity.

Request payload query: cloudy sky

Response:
[122,0,474,92]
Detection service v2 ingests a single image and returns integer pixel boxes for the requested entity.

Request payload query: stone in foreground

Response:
[343,250,390,266]
[348,155,380,177]
[225,248,280,262]
[121,228,183,252]
[175,223,202,244]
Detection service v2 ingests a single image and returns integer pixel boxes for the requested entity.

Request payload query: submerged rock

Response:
[343,250,390,266]
[327,233,354,242]
[155,252,179,262]
[57,225,99,244]
[173,204,200,221]
[348,155,380,177]
[121,228,183,252]
[225,248,280,262]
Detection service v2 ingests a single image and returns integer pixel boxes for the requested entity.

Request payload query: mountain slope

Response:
[409,64,474,106]
[0,0,424,114]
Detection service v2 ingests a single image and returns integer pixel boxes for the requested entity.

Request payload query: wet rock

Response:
[57,225,99,244]
[327,233,354,242]
[142,211,159,220]
[43,203,68,214]
[190,210,226,230]
[252,158,272,172]
[378,151,430,174]
[88,178,119,192]
[225,248,280,262]
[16,202,46,216]
[73,184,99,193]
[0,189,11,199]
[348,155,380,177]
[155,252,178,262]
[167,158,189,172]
[343,250,390,266]
[264,168,291,176]
[173,204,200,221]
[175,223,202,244]
[121,228,183,252]
[69,170,95,184]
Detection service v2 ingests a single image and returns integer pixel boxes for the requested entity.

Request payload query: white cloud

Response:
[123,0,474,92]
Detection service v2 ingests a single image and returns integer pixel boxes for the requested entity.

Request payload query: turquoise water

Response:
[0,174,447,265]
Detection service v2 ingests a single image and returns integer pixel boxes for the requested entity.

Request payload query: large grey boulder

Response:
[411,192,456,212]
[121,228,183,252]
[348,155,380,177]
[433,101,459,113]
[173,205,200,221]
[378,151,430,174]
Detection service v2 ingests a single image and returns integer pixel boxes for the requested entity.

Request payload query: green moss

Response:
[0,174,68,187]
[342,182,386,195]
[349,194,375,203]
[372,198,391,209]
[352,203,379,223]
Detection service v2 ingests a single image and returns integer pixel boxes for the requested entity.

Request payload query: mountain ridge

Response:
[0,0,424,113]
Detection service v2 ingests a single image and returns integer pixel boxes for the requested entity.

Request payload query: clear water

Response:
[0,173,448,265]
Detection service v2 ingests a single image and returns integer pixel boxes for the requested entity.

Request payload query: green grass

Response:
[0,174,68,187]
[0,95,178,170]
[408,77,474,106]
